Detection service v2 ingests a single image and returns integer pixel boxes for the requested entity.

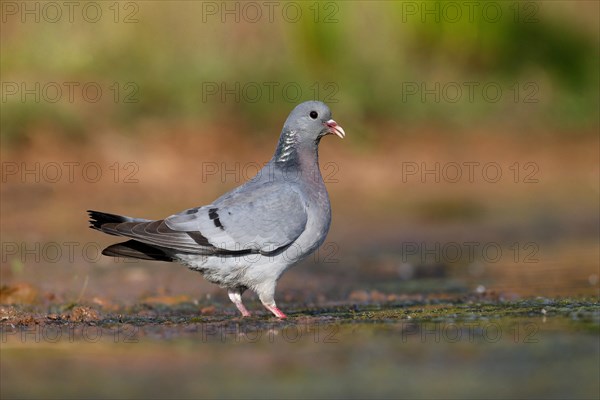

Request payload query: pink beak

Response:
[324,119,346,139]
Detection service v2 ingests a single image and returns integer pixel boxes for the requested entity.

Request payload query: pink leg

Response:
[263,303,287,319]
[228,290,251,317]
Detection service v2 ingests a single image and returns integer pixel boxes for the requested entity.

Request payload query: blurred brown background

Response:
[1,2,599,399]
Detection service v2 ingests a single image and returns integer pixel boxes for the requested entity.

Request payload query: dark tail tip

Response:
[102,240,173,262]
[87,210,129,230]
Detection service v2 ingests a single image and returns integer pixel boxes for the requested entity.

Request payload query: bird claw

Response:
[239,309,251,317]
[264,304,287,319]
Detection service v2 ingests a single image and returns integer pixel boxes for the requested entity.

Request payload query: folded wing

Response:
[92,183,307,256]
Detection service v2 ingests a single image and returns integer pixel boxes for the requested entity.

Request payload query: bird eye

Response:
[309,111,318,119]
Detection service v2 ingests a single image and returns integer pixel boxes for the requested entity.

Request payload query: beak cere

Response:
[324,119,346,139]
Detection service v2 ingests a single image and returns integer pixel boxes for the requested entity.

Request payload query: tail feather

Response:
[87,210,149,232]
[88,210,172,261]
[88,210,129,231]
[102,240,174,262]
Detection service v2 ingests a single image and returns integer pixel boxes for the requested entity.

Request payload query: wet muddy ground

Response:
[2,297,598,399]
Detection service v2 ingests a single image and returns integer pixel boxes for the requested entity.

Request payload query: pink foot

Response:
[228,290,251,317]
[236,303,251,317]
[264,304,287,319]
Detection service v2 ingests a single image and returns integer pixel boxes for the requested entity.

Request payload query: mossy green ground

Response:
[2,298,598,399]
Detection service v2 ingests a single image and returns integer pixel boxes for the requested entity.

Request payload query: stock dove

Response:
[88,101,345,318]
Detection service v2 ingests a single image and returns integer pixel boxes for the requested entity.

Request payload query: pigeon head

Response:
[274,101,345,164]
[282,101,346,142]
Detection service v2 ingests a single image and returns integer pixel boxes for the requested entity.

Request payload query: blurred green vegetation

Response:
[1,1,598,143]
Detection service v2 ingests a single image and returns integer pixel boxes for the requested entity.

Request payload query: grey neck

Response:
[273,130,321,171]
